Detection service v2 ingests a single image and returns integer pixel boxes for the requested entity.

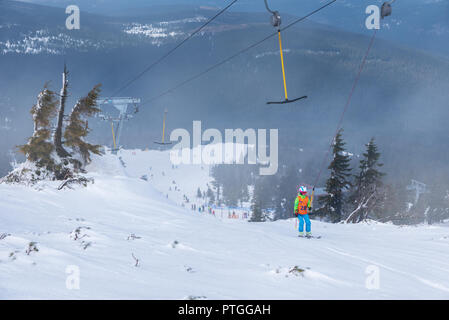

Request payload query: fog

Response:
[1,0,449,191]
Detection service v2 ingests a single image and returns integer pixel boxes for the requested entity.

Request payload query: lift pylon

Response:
[154,108,172,147]
[97,97,140,154]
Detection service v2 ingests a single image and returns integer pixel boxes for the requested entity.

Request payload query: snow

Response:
[123,23,182,40]
[122,16,207,45]
[0,117,11,131]
[0,30,107,55]
[159,16,208,26]
[254,49,341,59]
[1,148,449,299]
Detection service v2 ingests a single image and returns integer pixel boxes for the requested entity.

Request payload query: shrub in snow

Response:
[82,241,92,250]
[131,253,140,267]
[184,265,194,273]
[127,234,141,240]
[171,240,179,248]
[70,226,90,240]
[288,266,305,277]
[0,233,10,240]
[9,251,19,261]
[25,242,39,255]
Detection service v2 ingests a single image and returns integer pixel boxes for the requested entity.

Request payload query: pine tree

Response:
[274,164,299,220]
[64,84,102,165]
[426,183,449,225]
[319,129,352,222]
[10,74,103,184]
[240,184,249,205]
[19,85,58,170]
[390,181,413,224]
[222,167,241,207]
[260,174,277,211]
[347,138,385,223]
[367,183,410,223]
[211,164,256,207]
[210,165,224,206]
[206,186,215,205]
[196,187,202,198]
[249,180,265,222]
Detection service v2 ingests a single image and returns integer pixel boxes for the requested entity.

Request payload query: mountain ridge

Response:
[1,0,448,185]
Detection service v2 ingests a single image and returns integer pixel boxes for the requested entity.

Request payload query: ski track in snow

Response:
[1,149,449,299]
[326,246,449,294]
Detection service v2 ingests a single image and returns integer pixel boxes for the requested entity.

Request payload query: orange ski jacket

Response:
[294,194,311,215]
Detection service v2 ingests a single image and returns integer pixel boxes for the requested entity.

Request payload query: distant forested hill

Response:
[1,0,448,184]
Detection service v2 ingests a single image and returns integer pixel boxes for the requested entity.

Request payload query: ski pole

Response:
[309,187,315,213]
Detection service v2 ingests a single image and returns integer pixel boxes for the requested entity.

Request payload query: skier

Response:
[294,186,312,237]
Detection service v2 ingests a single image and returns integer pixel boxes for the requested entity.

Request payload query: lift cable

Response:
[311,29,378,193]
[140,0,337,106]
[100,0,239,105]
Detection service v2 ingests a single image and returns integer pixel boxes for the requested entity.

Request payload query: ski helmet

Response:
[298,186,307,194]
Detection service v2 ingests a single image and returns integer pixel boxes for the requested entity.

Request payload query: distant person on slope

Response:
[294,186,312,237]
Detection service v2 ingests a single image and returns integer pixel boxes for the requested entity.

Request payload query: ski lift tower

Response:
[407,179,428,205]
[97,97,141,154]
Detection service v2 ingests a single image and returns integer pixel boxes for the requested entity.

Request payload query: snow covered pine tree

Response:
[3,67,102,185]
[346,138,385,223]
[319,129,352,223]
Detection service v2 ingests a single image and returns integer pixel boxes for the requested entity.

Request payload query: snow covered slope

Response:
[1,150,449,299]
[115,148,213,208]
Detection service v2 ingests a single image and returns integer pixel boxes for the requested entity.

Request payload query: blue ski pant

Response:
[298,214,311,233]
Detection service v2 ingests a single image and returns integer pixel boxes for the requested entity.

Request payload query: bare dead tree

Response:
[54,64,71,158]
[345,191,376,223]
